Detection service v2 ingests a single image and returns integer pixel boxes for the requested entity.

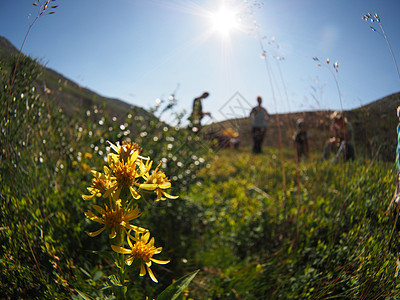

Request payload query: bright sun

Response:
[210,6,240,37]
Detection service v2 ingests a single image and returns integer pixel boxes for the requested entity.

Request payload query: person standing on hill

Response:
[322,111,355,161]
[189,91,211,133]
[249,96,269,154]
[293,118,309,161]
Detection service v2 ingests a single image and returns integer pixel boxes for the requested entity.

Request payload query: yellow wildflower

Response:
[84,152,93,159]
[108,140,143,163]
[107,140,152,177]
[85,199,146,239]
[103,156,142,200]
[140,164,178,201]
[82,166,112,200]
[111,231,170,283]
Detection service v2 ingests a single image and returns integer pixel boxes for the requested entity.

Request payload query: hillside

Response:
[0,35,152,122]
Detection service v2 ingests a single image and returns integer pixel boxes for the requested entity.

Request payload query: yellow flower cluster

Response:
[112,230,170,283]
[83,140,177,282]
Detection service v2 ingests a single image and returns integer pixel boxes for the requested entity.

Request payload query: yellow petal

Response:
[151,258,170,265]
[125,207,142,220]
[86,227,105,237]
[155,190,164,201]
[149,237,155,247]
[139,160,153,175]
[154,247,163,254]
[146,265,158,283]
[84,211,105,224]
[103,185,117,198]
[127,230,137,242]
[127,234,134,248]
[109,227,117,239]
[139,183,157,191]
[104,165,110,175]
[90,170,99,177]
[110,153,119,162]
[162,191,179,199]
[143,232,150,243]
[158,182,171,189]
[129,151,139,163]
[111,245,132,254]
[126,256,134,266]
[129,186,141,199]
[107,154,113,168]
[125,224,148,233]
[113,186,122,200]
[82,194,96,201]
[140,263,146,276]
[107,140,119,153]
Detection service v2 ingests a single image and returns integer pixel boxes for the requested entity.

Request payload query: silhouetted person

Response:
[293,118,309,161]
[249,96,269,154]
[189,91,211,133]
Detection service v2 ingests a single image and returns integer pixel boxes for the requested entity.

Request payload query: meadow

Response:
[1,48,400,300]
[2,3,400,300]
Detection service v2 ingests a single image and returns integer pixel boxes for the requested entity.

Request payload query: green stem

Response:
[112,230,127,300]
[120,251,127,300]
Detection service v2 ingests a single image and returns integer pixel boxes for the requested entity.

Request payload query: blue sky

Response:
[1,0,399,125]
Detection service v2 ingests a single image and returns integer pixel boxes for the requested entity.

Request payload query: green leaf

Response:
[79,267,91,278]
[93,270,103,281]
[156,269,199,300]
[75,289,93,300]
[108,274,123,287]
[101,282,112,291]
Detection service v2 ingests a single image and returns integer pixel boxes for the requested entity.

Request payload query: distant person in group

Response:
[322,111,355,162]
[189,91,211,133]
[293,118,309,161]
[249,96,269,154]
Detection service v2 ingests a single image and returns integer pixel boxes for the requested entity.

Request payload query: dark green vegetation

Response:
[1,36,400,299]
[186,150,399,298]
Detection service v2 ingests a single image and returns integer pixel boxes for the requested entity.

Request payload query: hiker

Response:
[249,96,269,154]
[189,91,211,133]
[322,111,355,161]
[293,118,309,161]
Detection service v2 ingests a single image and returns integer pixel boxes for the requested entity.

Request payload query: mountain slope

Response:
[0,35,151,122]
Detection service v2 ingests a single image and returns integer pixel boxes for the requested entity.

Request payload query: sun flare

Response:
[210,5,240,37]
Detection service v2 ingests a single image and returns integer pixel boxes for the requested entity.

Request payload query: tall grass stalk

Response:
[364,11,400,253]
[5,0,58,285]
[257,35,287,192]
[363,13,400,83]
[246,0,305,242]
[273,57,304,238]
